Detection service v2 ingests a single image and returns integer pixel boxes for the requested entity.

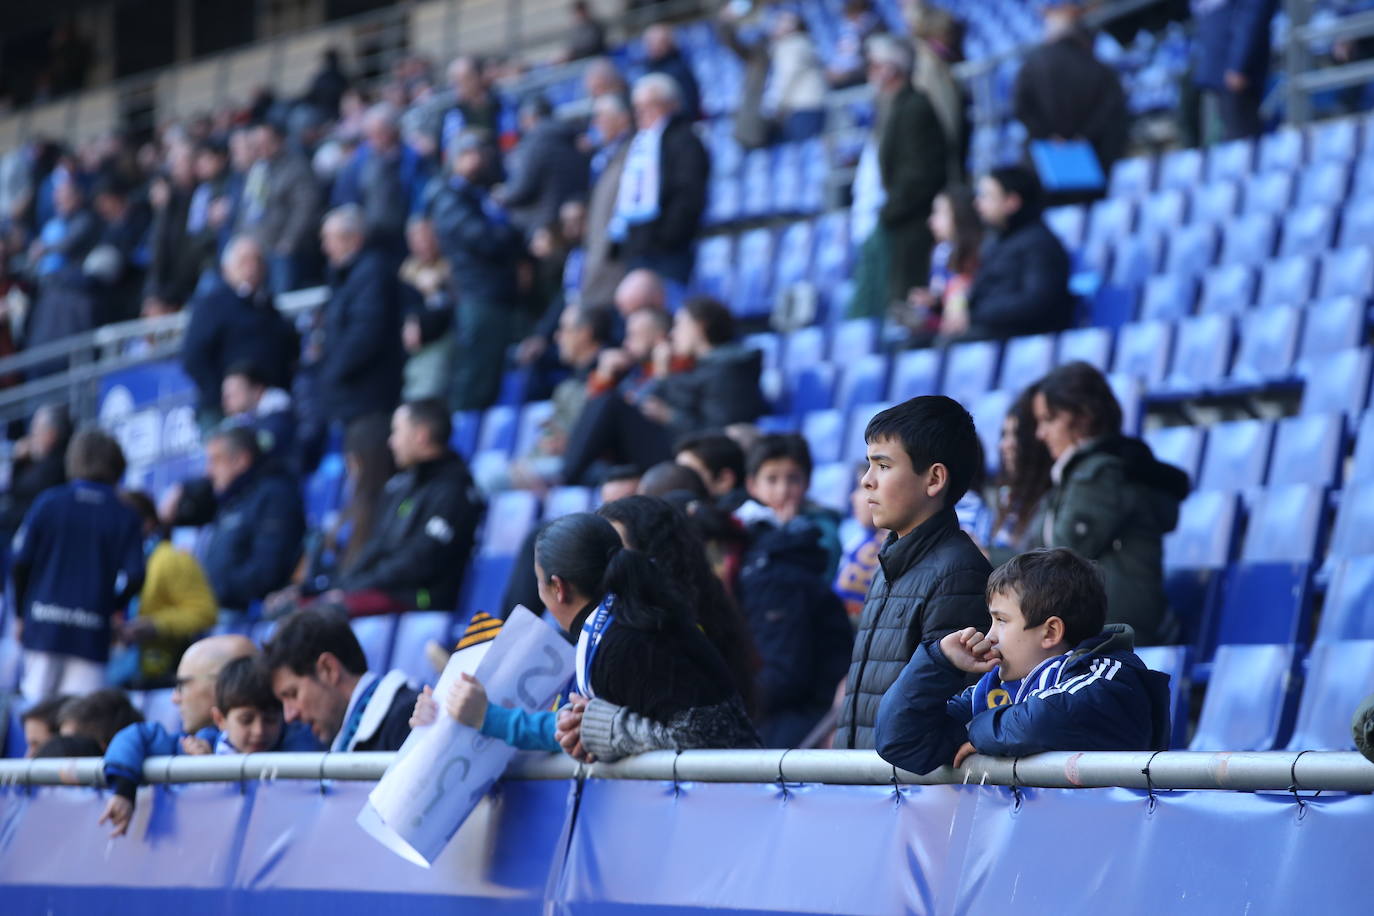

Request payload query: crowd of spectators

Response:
[0,0,1301,783]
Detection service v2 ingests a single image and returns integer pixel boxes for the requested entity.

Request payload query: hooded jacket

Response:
[1027,436,1190,646]
[875,624,1172,775]
[967,210,1074,338]
[200,465,305,613]
[647,342,768,437]
[736,516,854,748]
[835,507,993,749]
[317,246,405,424]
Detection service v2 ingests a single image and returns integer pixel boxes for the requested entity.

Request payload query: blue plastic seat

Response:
[1329,479,1374,559]
[808,461,852,513]
[790,363,838,416]
[1242,484,1326,564]
[890,349,941,401]
[1057,326,1114,370]
[1269,412,1344,488]
[1197,264,1255,315]
[1107,233,1165,286]
[1299,296,1365,359]
[1318,246,1374,299]
[1144,425,1205,483]
[1139,273,1197,321]
[799,138,828,212]
[1134,645,1191,749]
[1218,214,1278,266]
[812,211,852,290]
[1086,197,1135,247]
[457,554,515,621]
[1258,126,1305,173]
[1044,205,1086,250]
[997,334,1054,392]
[1340,196,1374,248]
[476,406,518,456]
[450,411,481,458]
[351,617,399,675]
[1162,222,1218,276]
[1351,409,1374,480]
[831,318,877,361]
[1165,313,1234,391]
[1199,418,1273,491]
[743,332,781,373]
[391,611,457,687]
[1306,117,1357,164]
[844,402,894,464]
[803,409,846,465]
[304,453,347,531]
[481,490,540,556]
[1189,179,1240,222]
[3,702,23,757]
[772,143,804,214]
[693,236,734,301]
[1279,203,1338,258]
[1300,347,1373,416]
[1316,556,1374,641]
[1294,160,1350,208]
[544,486,592,519]
[1164,490,1241,653]
[706,175,740,226]
[1231,305,1302,383]
[970,389,1015,474]
[1256,254,1316,307]
[1206,137,1254,183]
[835,354,889,412]
[1112,320,1173,385]
[495,369,531,407]
[742,148,774,219]
[1159,147,1204,191]
[1242,171,1294,216]
[514,400,554,457]
[782,326,826,376]
[773,221,815,295]
[1285,640,1374,750]
[1109,155,1154,196]
[1189,644,1296,751]
[941,340,1001,408]
[734,228,775,318]
[1136,188,1189,239]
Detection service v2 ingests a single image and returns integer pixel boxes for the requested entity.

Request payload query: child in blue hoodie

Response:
[99,656,320,837]
[874,547,1171,775]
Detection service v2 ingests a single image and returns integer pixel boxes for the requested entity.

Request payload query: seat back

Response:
[1286,640,1374,750]
[1316,556,1374,642]
[1269,413,1344,488]
[1189,644,1296,751]
[1198,419,1273,492]
[941,340,1001,409]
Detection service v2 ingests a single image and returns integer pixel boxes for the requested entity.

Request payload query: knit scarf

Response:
[609,121,667,242]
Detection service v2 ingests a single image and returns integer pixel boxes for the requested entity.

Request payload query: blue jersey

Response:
[11,480,145,662]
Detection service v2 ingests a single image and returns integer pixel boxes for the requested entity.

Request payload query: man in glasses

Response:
[171,634,257,736]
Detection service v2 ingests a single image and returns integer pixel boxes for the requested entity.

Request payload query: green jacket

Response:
[877,84,947,302]
[1026,436,1190,646]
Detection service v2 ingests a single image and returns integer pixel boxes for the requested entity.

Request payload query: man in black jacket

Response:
[316,205,405,425]
[644,25,702,122]
[266,608,417,752]
[612,73,710,285]
[0,404,70,537]
[324,399,482,616]
[499,95,589,235]
[835,396,992,750]
[180,236,298,425]
[966,165,1075,340]
[430,129,526,410]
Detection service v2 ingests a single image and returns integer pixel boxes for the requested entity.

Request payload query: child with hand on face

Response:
[874,548,1172,775]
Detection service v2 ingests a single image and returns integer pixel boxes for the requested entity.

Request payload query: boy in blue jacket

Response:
[874,547,1171,775]
[100,656,319,837]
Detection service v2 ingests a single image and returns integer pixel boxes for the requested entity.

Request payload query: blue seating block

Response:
[1256,254,1316,307]
[450,411,481,458]
[1109,156,1154,196]
[735,228,775,318]
[1280,204,1338,258]
[481,491,540,556]
[1329,479,1374,559]
[350,617,398,676]
[890,349,941,401]
[1299,296,1365,359]
[1044,205,1086,250]
[1134,644,1190,749]
[1139,274,1197,321]
[1199,419,1272,492]
[1351,410,1374,481]
[1206,137,1254,183]
[1300,347,1372,416]
[1231,305,1301,383]
[1086,197,1135,247]
[391,611,457,687]
[514,401,554,457]
[544,486,592,519]
[1294,160,1350,208]
[476,406,518,455]
[836,354,889,412]
[1112,320,1173,386]
[1306,117,1357,164]
[831,318,878,360]
[1269,413,1344,488]
[1258,126,1305,173]
[808,461,853,513]
[1286,640,1374,750]
[1057,326,1114,370]
[1144,425,1205,483]
[1316,556,1374,642]
[773,221,815,294]
[803,409,846,465]
[1159,147,1204,191]
[1242,171,1294,216]
[1318,246,1374,299]
[1189,644,1296,751]
[997,334,1054,392]
[693,236,734,301]
[1218,214,1278,266]
[1165,313,1233,391]
[1137,189,1188,239]
[941,340,1001,409]
[1191,179,1241,222]
[1163,222,1218,276]
[1198,264,1255,315]
[844,402,893,464]
[783,326,826,376]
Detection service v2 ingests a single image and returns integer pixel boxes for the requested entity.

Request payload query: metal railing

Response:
[3,749,1373,793]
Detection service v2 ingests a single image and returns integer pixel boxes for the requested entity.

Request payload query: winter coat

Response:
[875,624,1171,774]
[967,213,1074,338]
[581,135,631,307]
[647,342,767,437]
[877,85,948,302]
[737,519,854,747]
[1013,31,1129,170]
[180,280,297,413]
[428,176,524,305]
[616,116,710,276]
[103,720,320,799]
[1025,436,1189,646]
[200,465,304,612]
[501,119,590,234]
[317,247,405,424]
[835,507,992,749]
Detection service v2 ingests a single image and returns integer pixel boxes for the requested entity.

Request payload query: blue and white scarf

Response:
[573,593,617,700]
[609,122,667,242]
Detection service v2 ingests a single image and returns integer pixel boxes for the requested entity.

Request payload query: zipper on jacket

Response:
[847,577,893,748]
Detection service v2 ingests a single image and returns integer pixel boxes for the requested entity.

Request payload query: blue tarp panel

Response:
[2,776,1370,914]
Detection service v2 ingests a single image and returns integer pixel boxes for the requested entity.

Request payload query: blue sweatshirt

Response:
[103,720,321,798]
[11,480,145,662]
[481,705,559,753]
[874,624,1172,775]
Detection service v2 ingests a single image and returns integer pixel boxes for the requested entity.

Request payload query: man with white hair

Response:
[180,235,297,426]
[330,102,431,258]
[314,205,405,425]
[608,73,709,286]
[846,34,947,319]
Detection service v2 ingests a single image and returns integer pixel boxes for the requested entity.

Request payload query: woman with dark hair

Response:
[412,511,758,759]
[596,495,758,714]
[1025,362,1190,645]
[560,296,767,485]
[988,387,1053,563]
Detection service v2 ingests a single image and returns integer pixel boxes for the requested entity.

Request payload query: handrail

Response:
[3,749,1372,792]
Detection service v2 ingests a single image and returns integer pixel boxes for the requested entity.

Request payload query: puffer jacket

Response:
[1026,435,1189,646]
[835,507,992,749]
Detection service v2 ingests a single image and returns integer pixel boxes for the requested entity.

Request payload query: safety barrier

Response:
[1,749,1371,914]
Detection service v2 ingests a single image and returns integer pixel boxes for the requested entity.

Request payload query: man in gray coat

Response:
[581,94,634,308]
[238,122,320,295]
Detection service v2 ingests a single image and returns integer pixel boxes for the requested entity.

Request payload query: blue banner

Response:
[1,777,1367,914]
[98,360,203,495]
